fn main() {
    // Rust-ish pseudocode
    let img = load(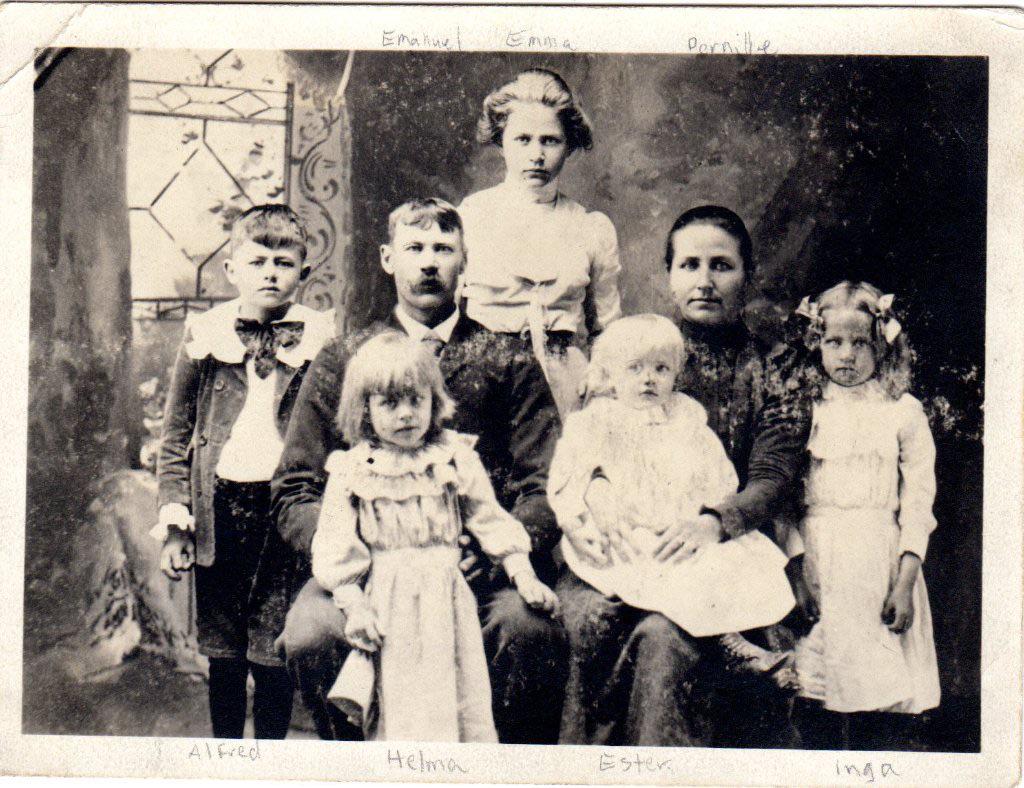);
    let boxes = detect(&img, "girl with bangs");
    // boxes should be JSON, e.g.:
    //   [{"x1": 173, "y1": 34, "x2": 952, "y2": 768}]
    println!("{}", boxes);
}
[{"x1": 309, "y1": 331, "x2": 558, "y2": 742}]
